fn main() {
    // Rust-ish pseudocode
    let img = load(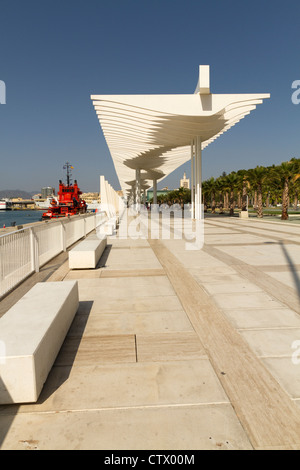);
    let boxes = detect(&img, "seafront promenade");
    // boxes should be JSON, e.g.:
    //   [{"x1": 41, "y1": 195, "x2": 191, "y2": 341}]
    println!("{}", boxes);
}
[{"x1": 1, "y1": 213, "x2": 300, "y2": 450}]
